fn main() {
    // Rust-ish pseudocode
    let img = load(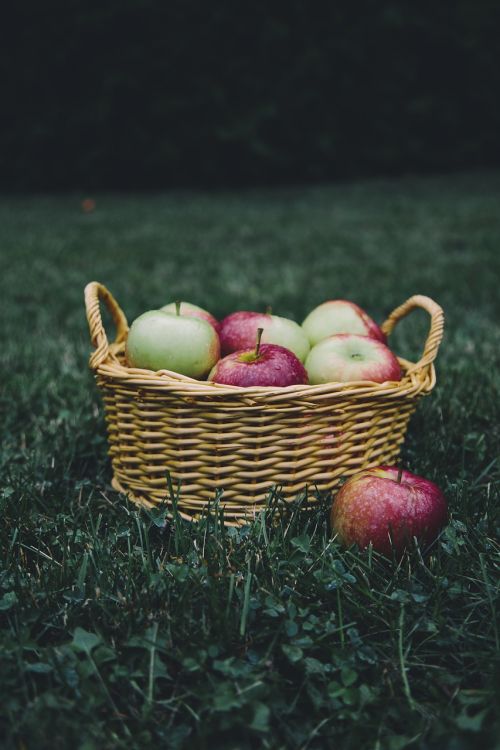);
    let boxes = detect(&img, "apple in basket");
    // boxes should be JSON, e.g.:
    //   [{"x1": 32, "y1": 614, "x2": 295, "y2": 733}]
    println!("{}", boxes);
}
[
  {"x1": 219, "y1": 310, "x2": 310, "y2": 362},
  {"x1": 209, "y1": 329, "x2": 308, "y2": 387},
  {"x1": 331, "y1": 467, "x2": 448, "y2": 556},
  {"x1": 126, "y1": 304, "x2": 220, "y2": 378},
  {"x1": 302, "y1": 300, "x2": 386, "y2": 346},
  {"x1": 161, "y1": 300, "x2": 219, "y2": 331},
  {"x1": 305, "y1": 334, "x2": 401, "y2": 384}
]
